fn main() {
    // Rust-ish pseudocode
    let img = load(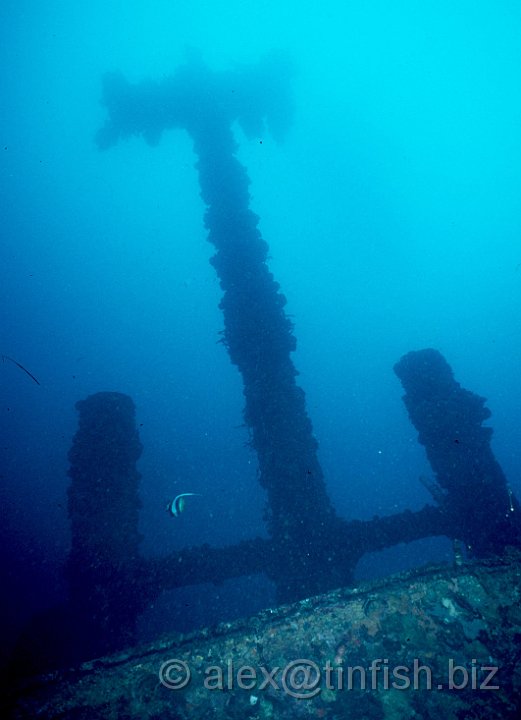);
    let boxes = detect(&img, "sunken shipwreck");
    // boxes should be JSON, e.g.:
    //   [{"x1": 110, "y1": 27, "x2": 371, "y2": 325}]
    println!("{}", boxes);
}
[{"x1": 6, "y1": 52, "x2": 521, "y2": 720}]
